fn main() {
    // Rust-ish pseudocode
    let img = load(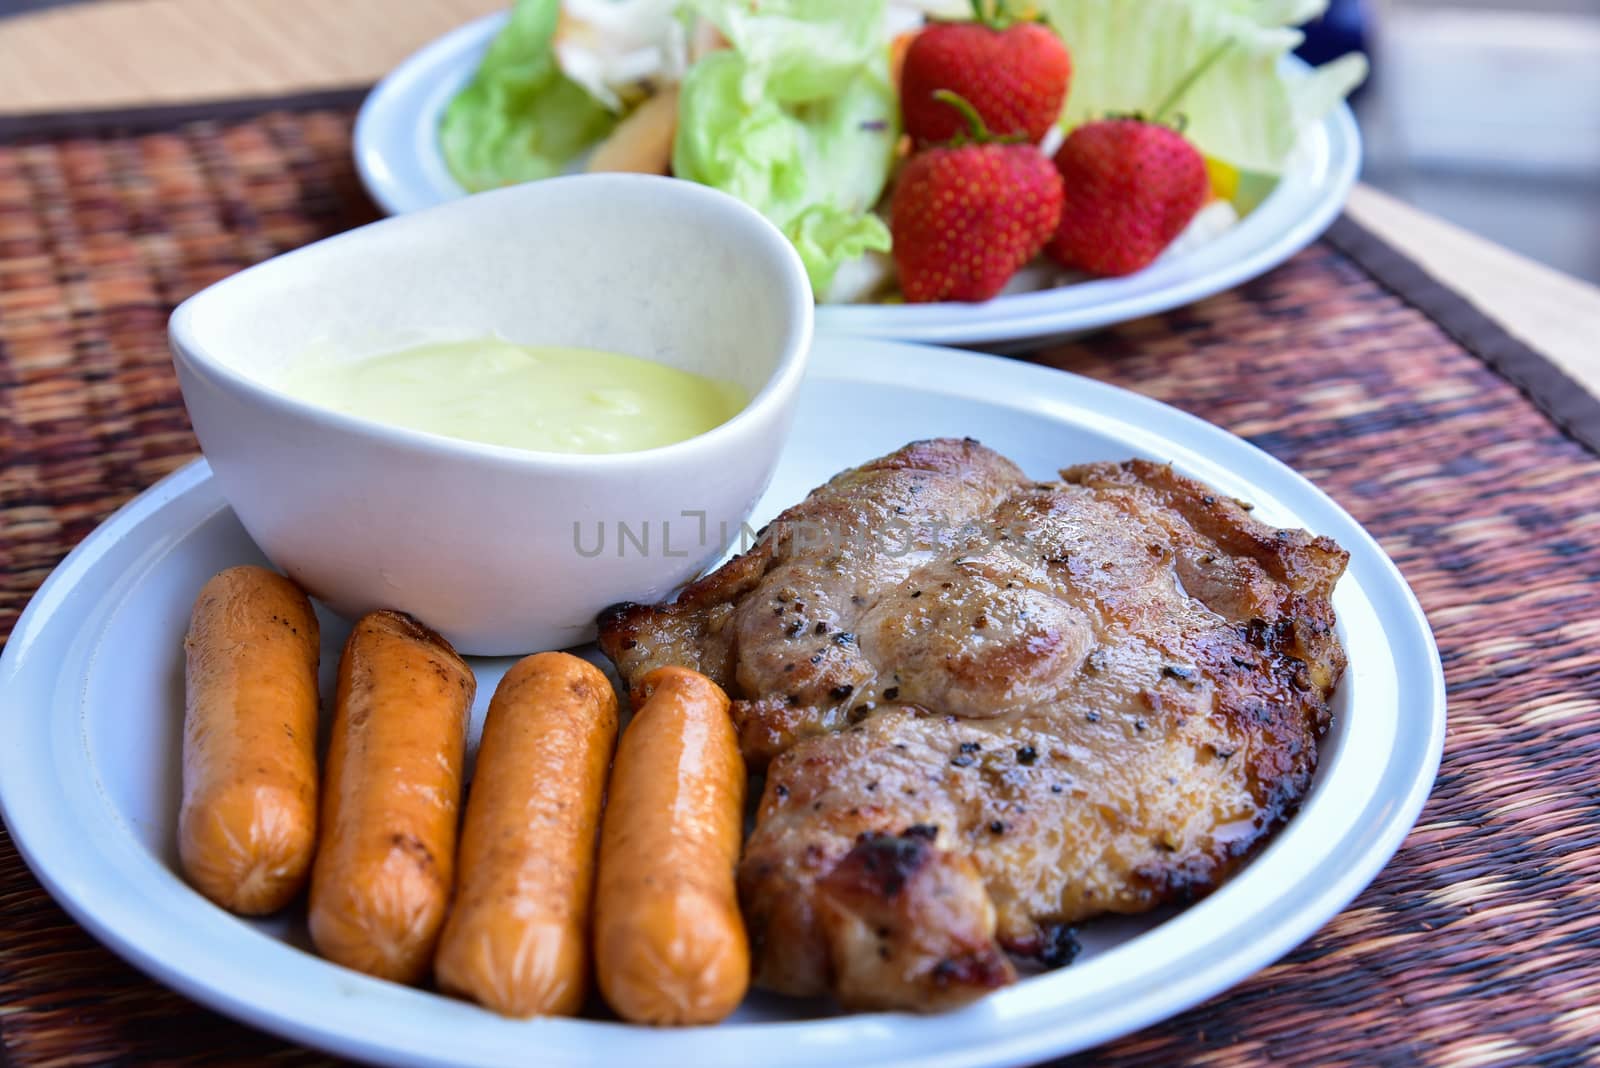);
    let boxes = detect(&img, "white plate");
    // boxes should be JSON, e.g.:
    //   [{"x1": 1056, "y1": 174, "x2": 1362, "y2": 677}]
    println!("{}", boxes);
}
[
  {"x1": 0, "y1": 338, "x2": 1442, "y2": 1067},
  {"x1": 353, "y1": 12, "x2": 1363, "y2": 347}
]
